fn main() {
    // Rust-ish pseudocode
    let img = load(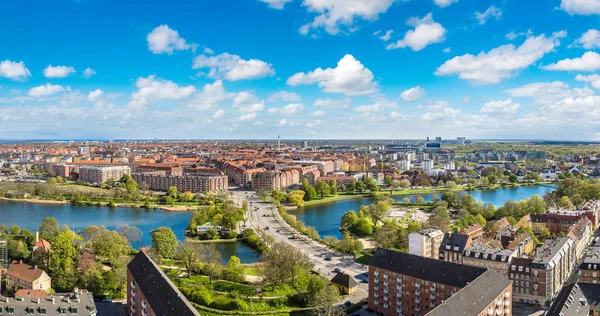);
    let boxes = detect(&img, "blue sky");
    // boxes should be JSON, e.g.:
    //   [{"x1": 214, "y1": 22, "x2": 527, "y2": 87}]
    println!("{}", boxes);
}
[{"x1": 1, "y1": 0, "x2": 600, "y2": 140}]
